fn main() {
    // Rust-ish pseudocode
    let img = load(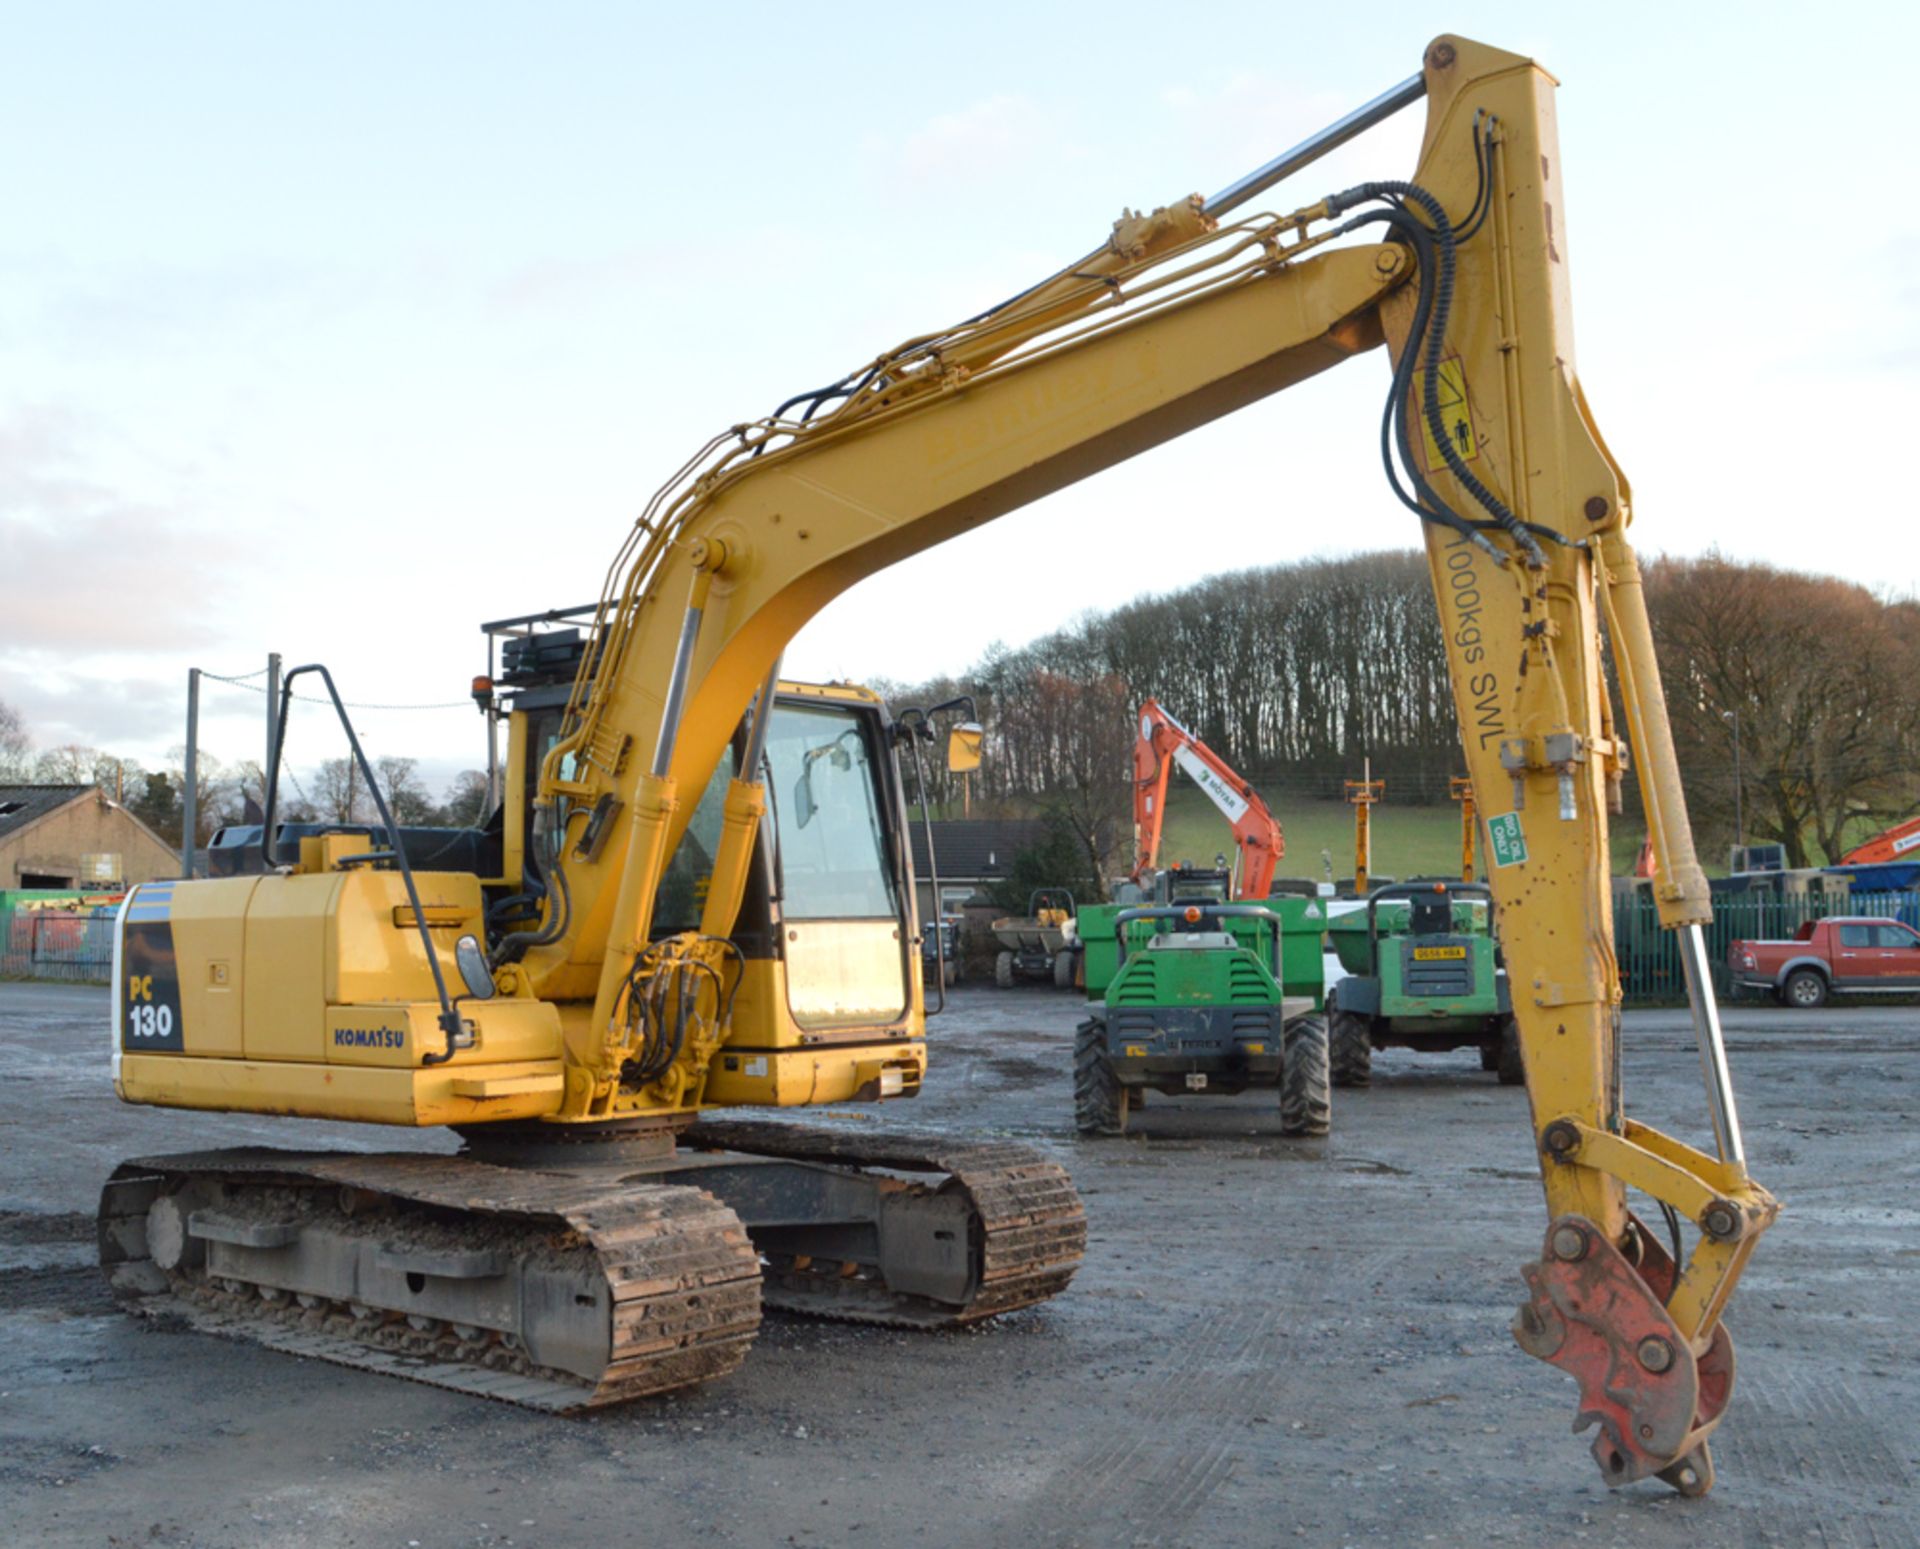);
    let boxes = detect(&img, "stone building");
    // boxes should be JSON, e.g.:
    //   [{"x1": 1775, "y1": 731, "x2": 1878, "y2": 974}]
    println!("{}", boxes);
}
[{"x1": 0, "y1": 784, "x2": 179, "y2": 890}]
